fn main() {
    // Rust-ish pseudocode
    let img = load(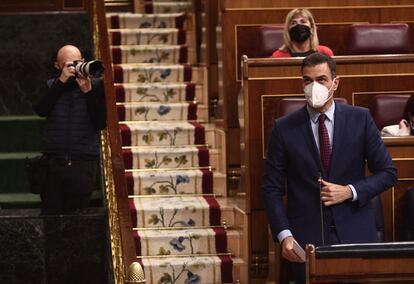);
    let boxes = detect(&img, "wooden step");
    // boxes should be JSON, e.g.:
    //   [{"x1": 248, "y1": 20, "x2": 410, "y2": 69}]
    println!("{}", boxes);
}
[
  {"x1": 114, "y1": 82, "x2": 208, "y2": 105},
  {"x1": 135, "y1": 1, "x2": 193, "y2": 14},
  {"x1": 232, "y1": 257, "x2": 249, "y2": 284},
  {"x1": 139, "y1": 255, "x2": 234, "y2": 284},
  {"x1": 129, "y1": 196, "x2": 223, "y2": 228},
  {"x1": 217, "y1": 198, "x2": 247, "y2": 236},
  {"x1": 226, "y1": 229, "x2": 242, "y2": 258},
  {"x1": 203, "y1": 125, "x2": 226, "y2": 173},
  {"x1": 134, "y1": 227, "x2": 231, "y2": 256},
  {"x1": 122, "y1": 146, "x2": 211, "y2": 170},
  {"x1": 112, "y1": 64, "x2": 207, "y2": 84},
  {"x1": 124, "y1": 168, "x2": 226, "y2": 195},
  {"x1": 131, "y1": 196, "x2": 247, "y2": 232},
  {"x1": 107, "y1": 12, "x2": 190, "y2": 30},
  {"x1": 211, "y1": 171, "x2": 226, "y2": 196},
  {"x1": 111, "y1": 44, "x2": 195, "y2": 65},
  {"x1": 109, "y1": 28, "x2": 191, "y2": 46},
  {"x1": 105, "y1": 0, "x2": 132, "y2": 12},
  {"x1": 116, "y1": 102, "x2": 208, "y2": 122},
  {"x1": 133, "y1": 226, "x2": 242, "y2": 258},
  {"x1": 119, "y1": 121, "x2": 222, "y2": 148},
  {"x1": 119, "y1": 121, "x2": 206, "y2": 147}
]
